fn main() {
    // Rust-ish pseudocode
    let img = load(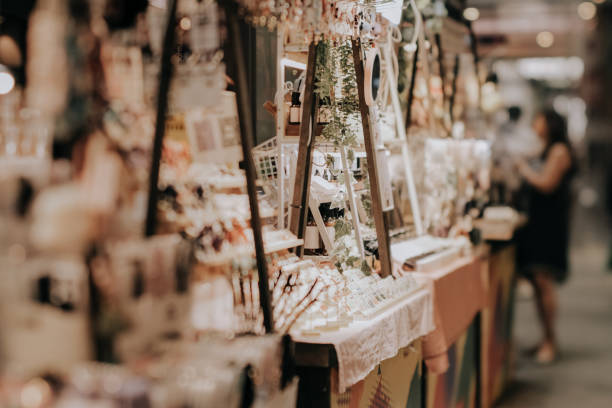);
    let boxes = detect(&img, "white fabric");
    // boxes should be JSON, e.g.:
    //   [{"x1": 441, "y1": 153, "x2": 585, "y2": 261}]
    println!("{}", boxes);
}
[
  {"x1": 377, "y1": 0, "x2": 403, "y2": 25},
  {"x1": 292, "y1": 285, "x2": 435, "y2": 392}
]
